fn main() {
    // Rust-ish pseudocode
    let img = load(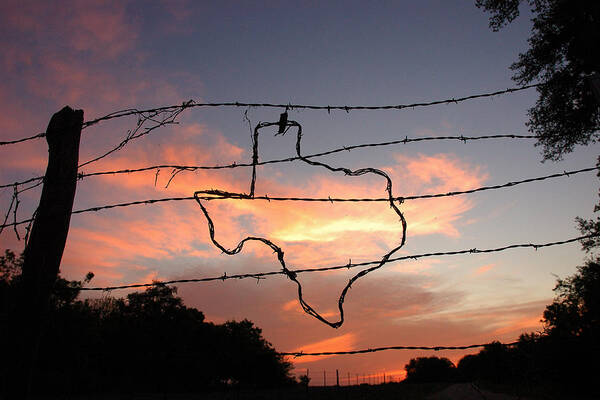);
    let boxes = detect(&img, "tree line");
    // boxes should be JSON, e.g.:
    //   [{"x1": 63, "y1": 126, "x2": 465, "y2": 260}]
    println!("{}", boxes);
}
[
  {"x1": 403, "y1": 256, "x2": 599, "y2": 397},
  {"x1": 0, "y1": 257, "x2": 295, "y2": 395}
]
